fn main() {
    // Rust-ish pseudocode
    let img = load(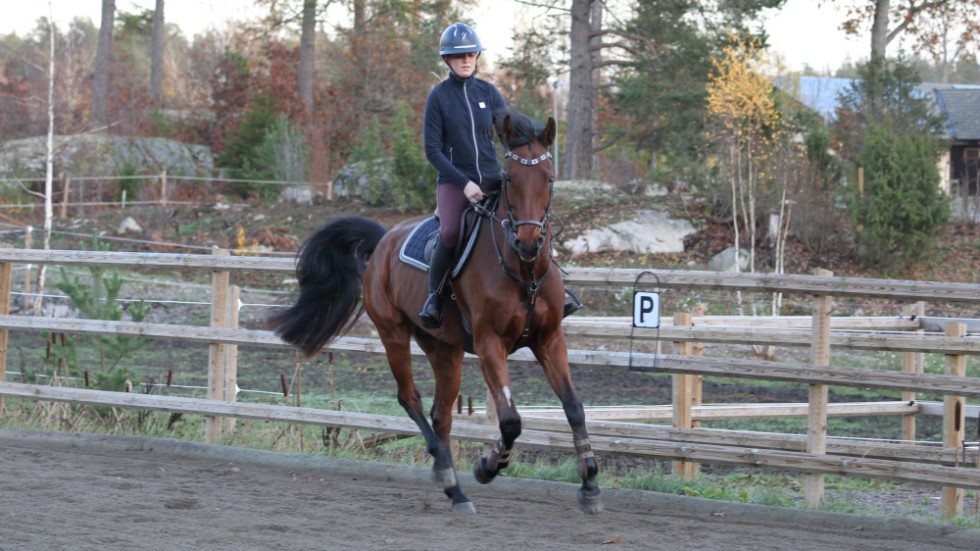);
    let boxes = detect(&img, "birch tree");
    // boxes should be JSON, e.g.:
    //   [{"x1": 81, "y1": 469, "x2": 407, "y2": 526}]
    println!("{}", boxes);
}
[
  {"x1": 34, "y1": 2, "x2": 57, "y2": 316},
  {"x1": 706, "y1": 37, "x2": 782, "y2": 277}
]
